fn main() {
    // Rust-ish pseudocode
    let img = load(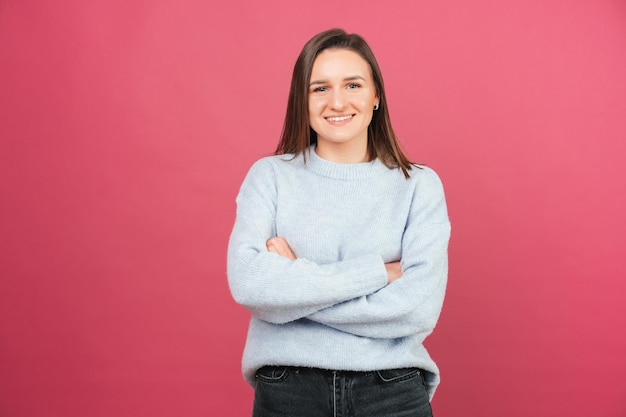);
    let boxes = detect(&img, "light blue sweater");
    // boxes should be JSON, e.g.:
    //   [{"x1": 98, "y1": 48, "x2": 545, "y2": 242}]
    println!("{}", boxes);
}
[{"x1": 227, "y1": 147, "x2": 451, "y2": 398}]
